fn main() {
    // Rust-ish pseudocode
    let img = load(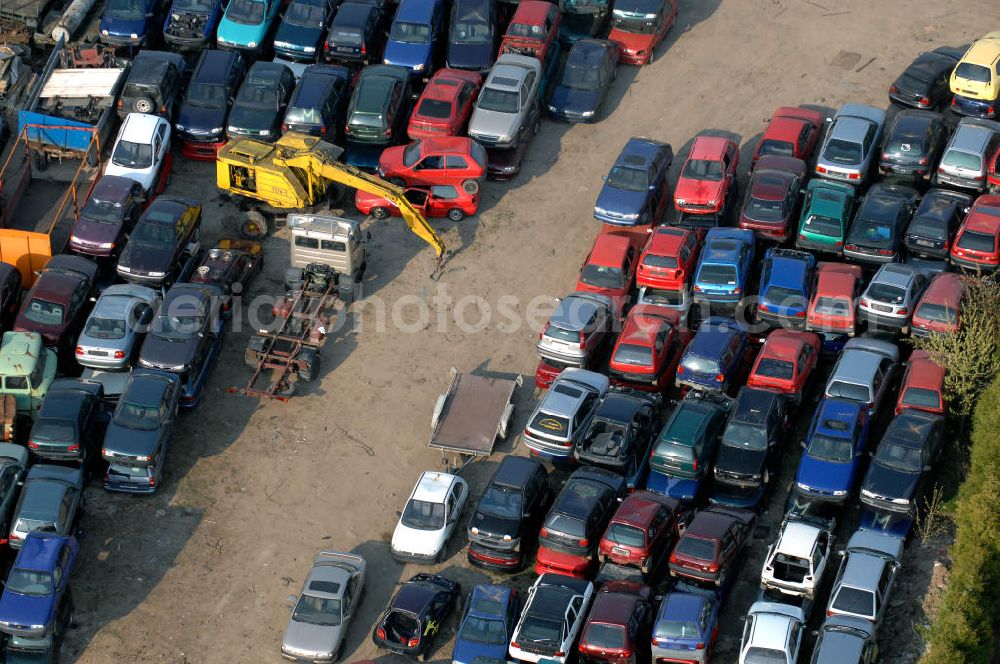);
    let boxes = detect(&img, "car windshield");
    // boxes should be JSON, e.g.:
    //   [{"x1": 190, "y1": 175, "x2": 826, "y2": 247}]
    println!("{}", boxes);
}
[
  {"x1": 604, "y1": 522, "x2": 645, "y2": 547},
  {"x1": 478, "y1": 484, "x2": 522, "y2": 519},
  {"x1": 226, "y1": 0, "x2": 264, "y2": 24},
  {"x1": 458, "y1": 616, "x2": 508, "y2": 645},
  {"x1": 22, "y1": 299, "x2": 64, "y2": 326},
  {"x1": 941, "y1": 149, "x2": 981, "y2": 170},
  {"x1": 285, "y1": 1, "x2": 326, "y2": 26},
  {"x1": 519, "y1": 616, "x2": 562, "y2": 644},
  {"x1": 131, "y1": 221, "x2": 177, "y2": 246},
  {"x1": 85, "y1": 316, "x2": 126, "y2": 340},
  {"x1": 612, "y1": 14, "x2": 657, "y2": 34},
  {"x1": 402, "y1": 141, "x2": 424, "y2": 167},
  {"x1": 451, "y1": 19, "x2": 491, "y2": 44},
  {"x1": 824, "y1": 138, "x2": 862, "y2": 164},
  {"x1": 807, "y1": 433, "x2": 854, "y2": 462},
  {"x1": 698, "y1": 264, "x2": 737, "y2": 286},
  {"x1": 401, "y1": 498, "x2": 445, "y2": 530},
  {"x1": 237, "y1": 78, "x2": 280, "y2": 109},
  {"x1": 955, "y1": 62, "x2": 992, "y2": 83},
  {"x1": 293, "y1": 594, "x2": 342, "y2": 626},
  {"x1": 803, "y1": 214, "x2": 842, "y2": 236},
  {"x1": 722, "y1": 421, "x2": 768, "y2": 451},
  {"x1": 112, "y1": 140, "x2": 152, "y2": 169},
  {"x1": 765, "y1": 285, "x2": 805, "y2": 309},
  {"x1": 81, "y1": 197, "x2": 125, "y2": 223},
  {"x1": 185, "y1": 82, "x2": 227, "y2": 109},
  {"x1": 580, "y1": 264, "x2": 625, "y2": 290},
  {"x1": 681, "y1": 354, "x2": 719, "y2": 375},
  {"x1": 832, "y1": 586, "x2": 875, "y2": 617},
  {"x1": 153, "y1": 314, "x2": 203, "y2": 341},
  {"x1": 758, "y1": 139, "x2": 794, "y2": 158},
  {"x1": 814, "y1": 296, "x2": 851, "y2": 316},
  {"x1": 561, "y1": 63, "x2": 600, "y2": 90},
  {"x1": 104, "y1": 0, "x2": 143, "y2": 19},
  {"x1": 416, "y1": 98, "x2": 452, "y2": 119},
  {"x1": 682, "y1": 159, "x2": 724, "y2": 181},
  {"x1": 867, "y1": 282, "x2": 906, "y2": 304},
  {"x1": 607, "y1": 165, "x2": 648, "y2": 191},
  {"x1": 903, "y1": 386, "x2": 941, "y2": 409},
  {"x1": 114, "y1": 400, "x2": 161, "y2": 430},
  {"x1": 173, "y1": 0, "x2": 215, "y2": 10},
  {"x1": 957, "y1": 230, "x2": 997, "y2": 252},
  {"x1": 585, "y1": 623, "x2": 626, "y2": 649},
  {"x1": 477, "y1": 87, "x2": 519, "y2": 114},
  {"x1": 875, "y1": 440, "x2": 923, "y2": 472},
  {"x1": 915, "y1": 302, "x2": 957, "y2": 324},
  {"x1": 744, "y1": 647, "x2": 791, "y2": 664},
  {"x1": 613, "y1": 343, "x2": 653, "y2": 367},
  {"x1": 745, "y1": 197, "x2": 786, "y2": 222},
  {"x1": 390, "y1": 20, "x2": 431, "y2": 43},
  {"x1": 674, "y1": 535, "x2": 716, "y2": 560},
  {"x1": 5, "y1": 569, "x2": 53, "y2": 596}
]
